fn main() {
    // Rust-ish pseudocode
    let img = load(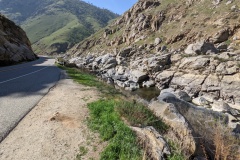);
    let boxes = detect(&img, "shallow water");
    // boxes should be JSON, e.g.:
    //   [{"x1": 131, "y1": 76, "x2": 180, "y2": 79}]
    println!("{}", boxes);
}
[{"x1": 131, "y1": 87, "x2": 160, "y2": 101}]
